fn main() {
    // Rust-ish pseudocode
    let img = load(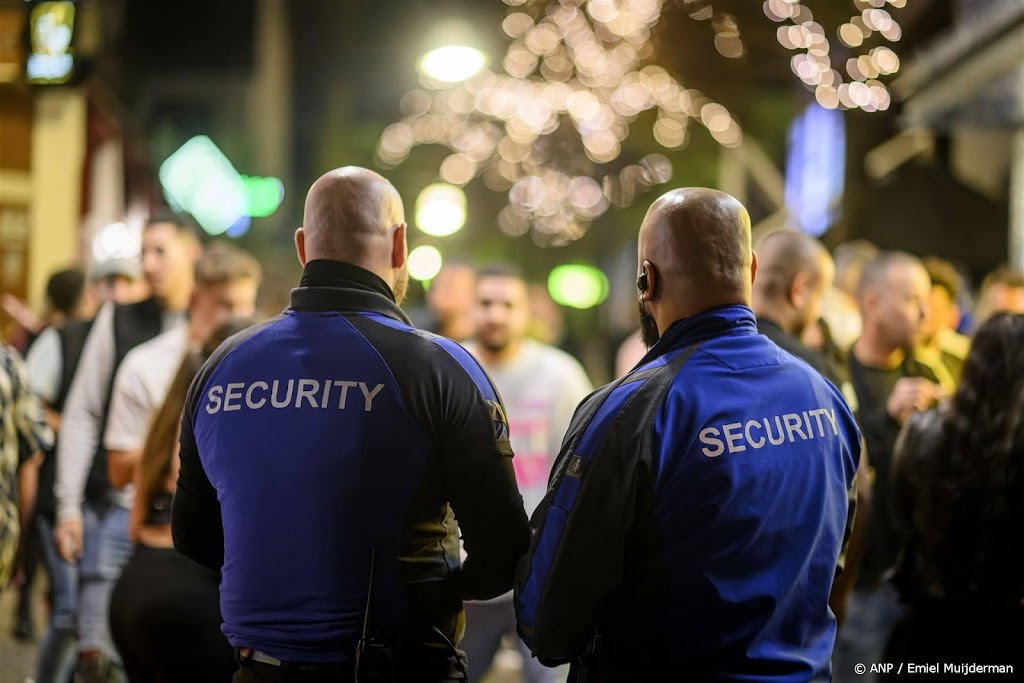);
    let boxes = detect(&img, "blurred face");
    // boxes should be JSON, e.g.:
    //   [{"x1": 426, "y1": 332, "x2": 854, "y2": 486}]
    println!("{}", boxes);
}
[
  {"x1": 987, "y1": 284, "x2": 1024, "y2": 316},
  {"x1": 476, "y1": 275, "x2": 530, "y2": 355},
  {"x1": 922, "y1": 285, "x2": 958, "y2": 342},
  {"x1": 96, "y1": 276, "x2": 148, "y2": 305},
  {"x1": 873, "y1": 263, "x2": 931, "y2": 349},
  {"x1": 427, "y1": 266, "x2": 476, "y2": 319},
  {"x1": 141, "y1": 223, "x2": 198, "y2": 299},
  {"x1": 189, "y1": 278, "x2": 258, "y2": 344}
]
